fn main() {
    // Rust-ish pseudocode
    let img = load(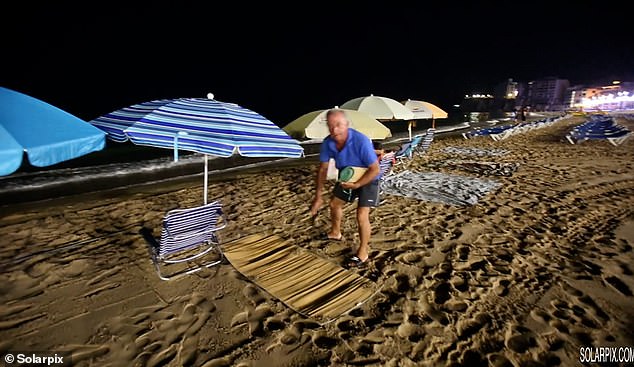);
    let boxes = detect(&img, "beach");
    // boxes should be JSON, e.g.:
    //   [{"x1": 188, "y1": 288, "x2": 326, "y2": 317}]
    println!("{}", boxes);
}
[{"x1": 1, "y1": 115, "x2": 633, "y2": 366}]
